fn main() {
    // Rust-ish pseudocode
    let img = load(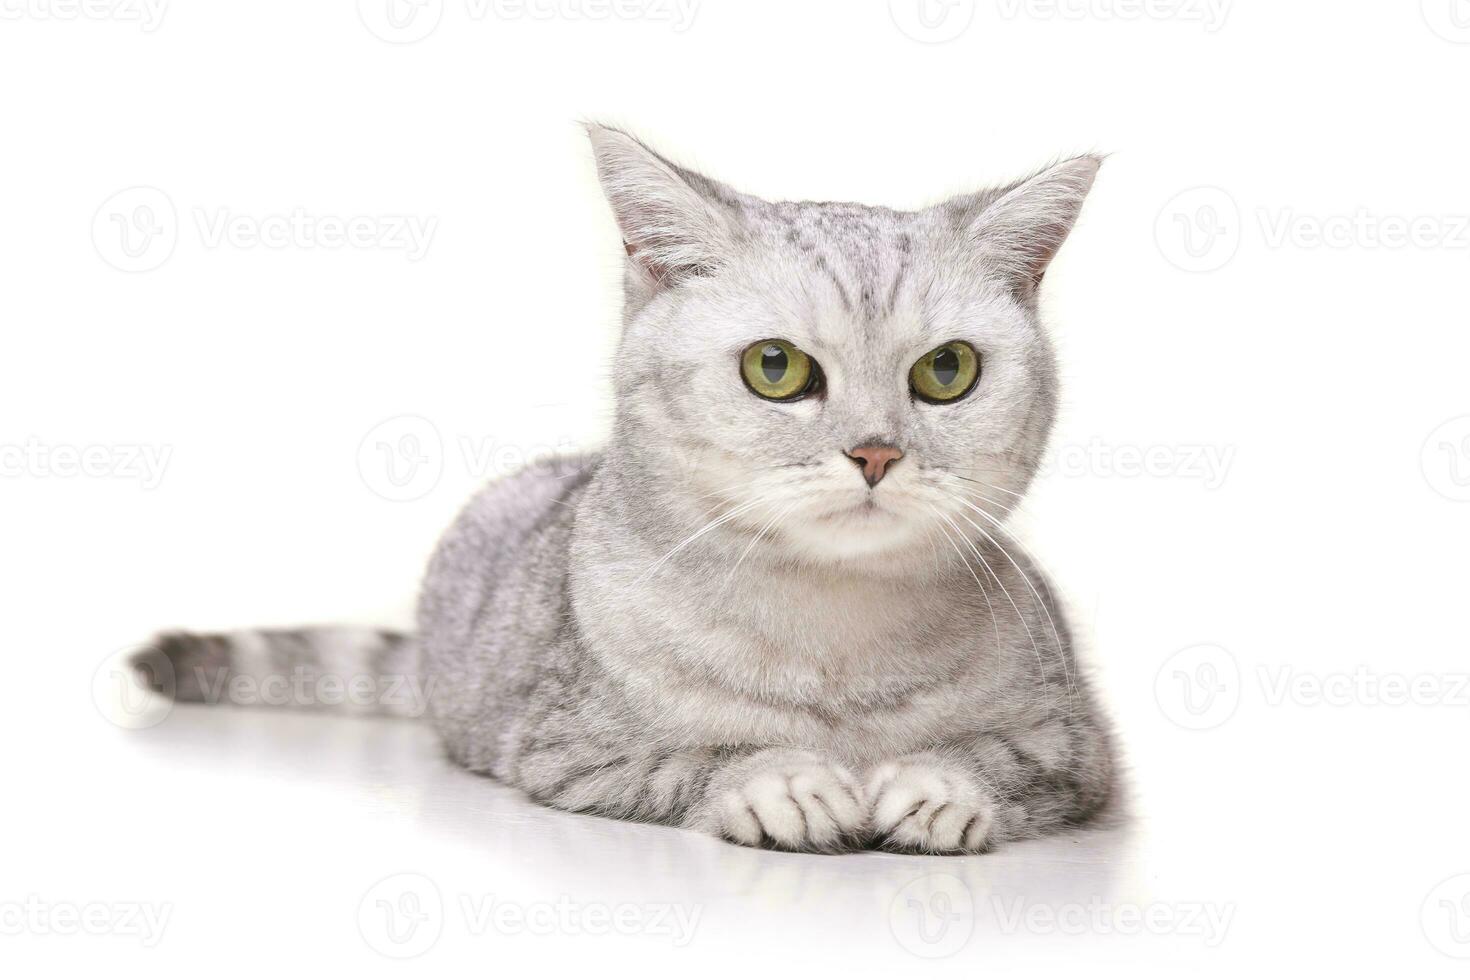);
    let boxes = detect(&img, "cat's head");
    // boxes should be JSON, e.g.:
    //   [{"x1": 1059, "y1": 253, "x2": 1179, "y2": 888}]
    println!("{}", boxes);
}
[{"x1": 587, "y1": 125, "x2": 1099, "y2": 569}]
